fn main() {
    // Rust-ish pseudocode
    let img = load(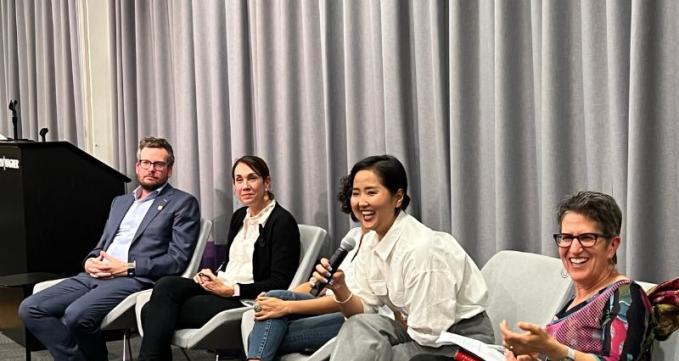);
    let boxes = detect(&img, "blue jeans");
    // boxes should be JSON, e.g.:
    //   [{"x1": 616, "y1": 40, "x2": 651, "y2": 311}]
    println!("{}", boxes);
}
[{"x1": 247, "y1": 290, "x2": 345, "y2": 361}]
